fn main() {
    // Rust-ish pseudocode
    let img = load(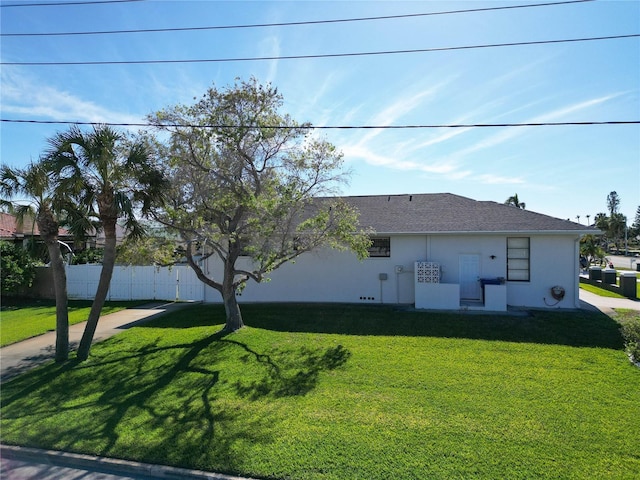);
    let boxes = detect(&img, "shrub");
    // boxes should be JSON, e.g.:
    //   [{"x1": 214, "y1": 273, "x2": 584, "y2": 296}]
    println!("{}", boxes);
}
[
  {"x1": 0, "y1": 241, "x2": 38, "y2": 294},
  {"x1": 621, "y1": 319, "x2": 640, "y2": 365},
  {"x1": 72, "y1": 247, "x2": 104, "y2": 264}
]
